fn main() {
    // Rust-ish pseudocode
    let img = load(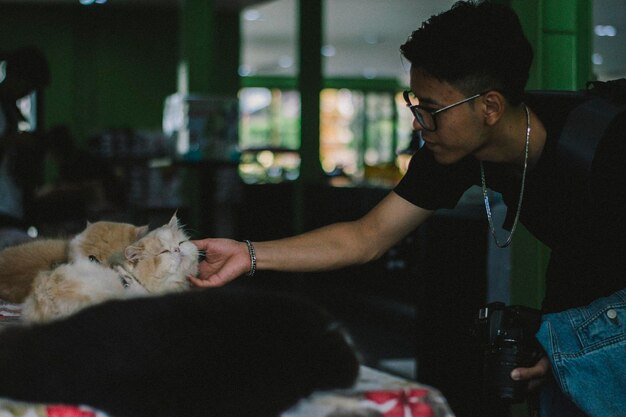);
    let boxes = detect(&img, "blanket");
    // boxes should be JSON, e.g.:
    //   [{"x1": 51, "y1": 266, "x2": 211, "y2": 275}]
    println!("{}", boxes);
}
[{"x1": 0, "y1": 299, "x2": 455, "y2": 417}]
